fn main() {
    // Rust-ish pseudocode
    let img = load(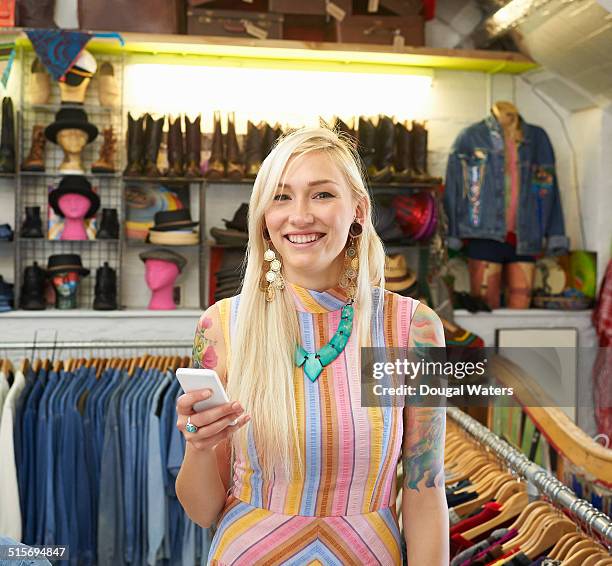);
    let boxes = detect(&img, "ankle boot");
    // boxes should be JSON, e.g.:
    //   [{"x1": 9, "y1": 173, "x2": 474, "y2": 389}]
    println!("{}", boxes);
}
[
  {"x1": 167, "y1": 116, "x2": 185, "y2": 177},
  {"x1": 371, "y1": 115, "x2": 395, "y2": 183},
  {"x1": 411, "y1": 121, "x2": 431, "y2": 182},
  {"x1": 392, "y1": 121, "x2": 413, "y2": 182},
  {"x1": 358, "y1": 116, "x2": 376, "y2": 173},
  {"x1": 92, "y1": 127, "x2": 116, "y2": 173},
  {"x1": 20, "y1": 206, "x2": 43, "y2": 238},
  {"x1": 184, "y1": 115, "x2": 201, "y2": 178},
  {"x1": 206, "y1": 111, "x2": 225, "y2": 179},
  {"x1": 143, "y1": 114, "x2": 164, "y2": 177},
  {"x1": 29, "y1": 58, "x2": 50, "y2": 105},
  {"x1": 93, "y1": 262, "x2": 118, "y2": 310},
  {"x1": 225, "y1": 113, "x2": 244, "y2": 180},
  {"x1": 97, "y1": 208, "x2": 119, "y2": 239},
  {"x1": 0, "y1": 98, "x2": 15, "y2": 173},
  {"x1": 244, "y1": 121, "x2": 262, "y2": 179},
  {"x1": 20, "y1": 262, "x2": 46, "y2": 310},
  {"x1": 21, "y1": 125, "x2": 46, "y2": 172},
  {"x1": 124, "y1": 113, "x2": 145, "y2": 177}
]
